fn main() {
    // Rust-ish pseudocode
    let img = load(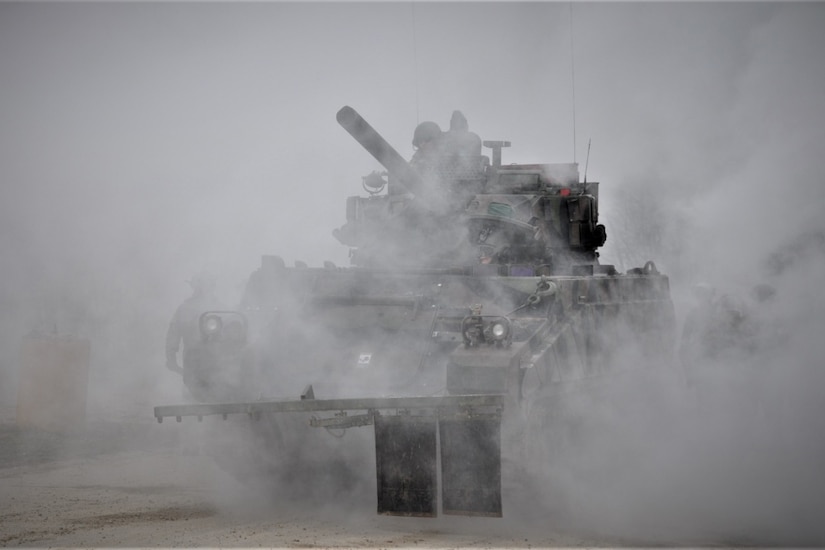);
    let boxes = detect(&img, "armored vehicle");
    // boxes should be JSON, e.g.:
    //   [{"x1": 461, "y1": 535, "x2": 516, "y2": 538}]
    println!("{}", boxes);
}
[{"x1": 155, "y1": 106, "x2": 675, "y2": 518}]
